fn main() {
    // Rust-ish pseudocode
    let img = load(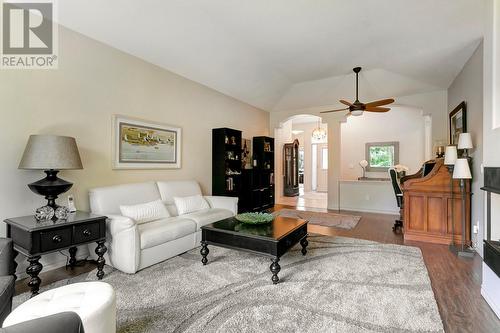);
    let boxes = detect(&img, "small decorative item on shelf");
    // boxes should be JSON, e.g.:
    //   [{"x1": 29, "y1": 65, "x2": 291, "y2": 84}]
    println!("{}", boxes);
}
[
  {"x1": 34, "y1": 206, "x2": 55, "y2": 221},
  {"x1": 231, "y1": 136, "x2": 236, "y2": 145},
  {"x1": 227, "y1": 151, "x2": 234, "y2": 160},
  {"x1": 224, "y1": 135, "x2": 229, "y2": 144},
  {"x1": 54, "y1": 206, "x2": 69, "y2": 220},
  {"x1": 226, "y1": 177, "x2": 234, "y2": 191},
  {"x1": 235, "y1": 212, "x2": 274, "y2": 225},
  {"x1": 264, "y1": 142, "x2": 271, "y2": 152}
]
